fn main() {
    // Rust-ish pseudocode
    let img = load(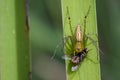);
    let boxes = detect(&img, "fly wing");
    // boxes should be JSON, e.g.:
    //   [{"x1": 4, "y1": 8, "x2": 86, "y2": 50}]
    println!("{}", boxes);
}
[
  {"x1": 71, "y1": 65, "x2": 79, "y2": 71},
  {"x1": 62, "y1": 55, "x2": 80, "y2": 71},
  {"x1": 62, "y1": 55, "x2": 71, "y2": 60}
]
